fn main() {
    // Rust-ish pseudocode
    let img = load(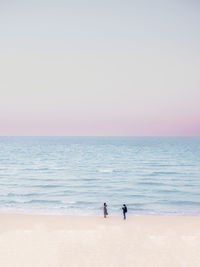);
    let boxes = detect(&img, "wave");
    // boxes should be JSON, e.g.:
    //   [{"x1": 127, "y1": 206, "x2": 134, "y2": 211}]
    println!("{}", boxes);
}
[
  {"x1": 29, "y1": 178, "x2": 58, "y2": 182},
  {"x1": 182, "y1": 184, "x2": 198, "y2": 187},
  {"x1": 22, "y1": 168, "x2": 50, "y2": 171},
  {"x1": 27, "y1": 184, "x2": 64, "y2": 188},
  {"x1": 152, "y1": 189, "x2": 182, "y2": 194},
  {"x1": 24, "y1": 199, "x2": 62, "y2": 204},
  {"x1": 80, "y1": 178, "x2": 98, "y2": 181},
  {"x1": 2, "y1": 199, "x2": 62, "y2": 205},
  {"x1": 7, "y1": 193, "x2": 42, "y2": 197},
  {"x1": 161, "y1": 200, "x2": 200, "y2": 206},
  {"x1": 98, "y1": 169, "x2": 113, "y2": 173},
  {"x1": 137, "y1": 181, "x2": 167, "y2": 186},
  {"x1": 150, "y1": 171, "x2": 178, "y2": 176}
]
